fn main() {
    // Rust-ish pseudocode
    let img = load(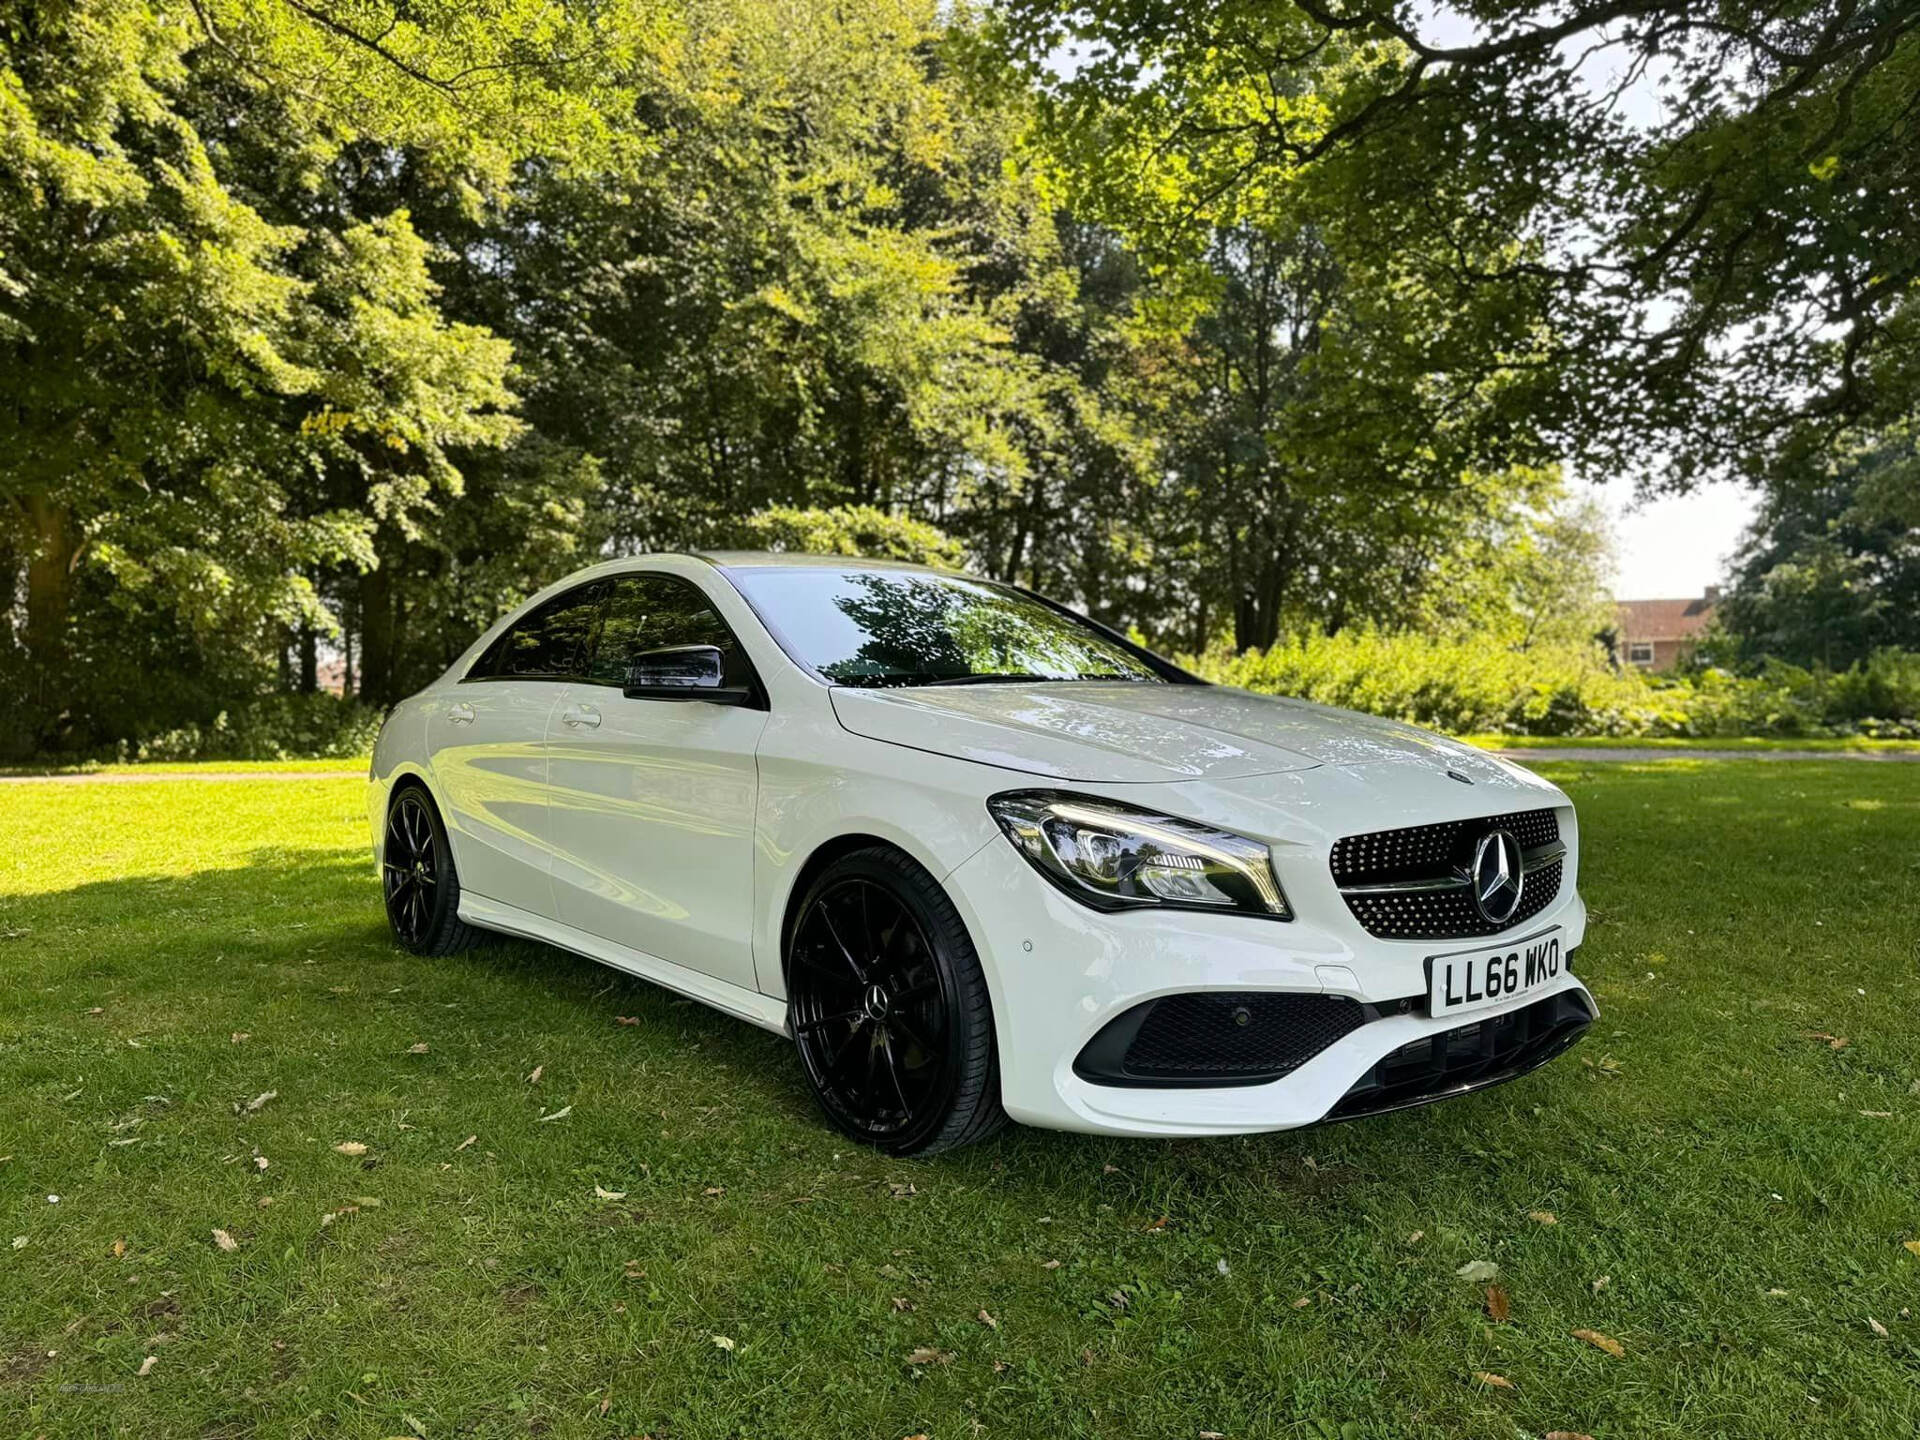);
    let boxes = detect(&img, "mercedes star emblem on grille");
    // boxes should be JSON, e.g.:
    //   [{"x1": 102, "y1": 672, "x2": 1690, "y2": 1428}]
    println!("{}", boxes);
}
[{"x1": 1471, "y1": 829, "x2": 1525, "y2": 924}]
